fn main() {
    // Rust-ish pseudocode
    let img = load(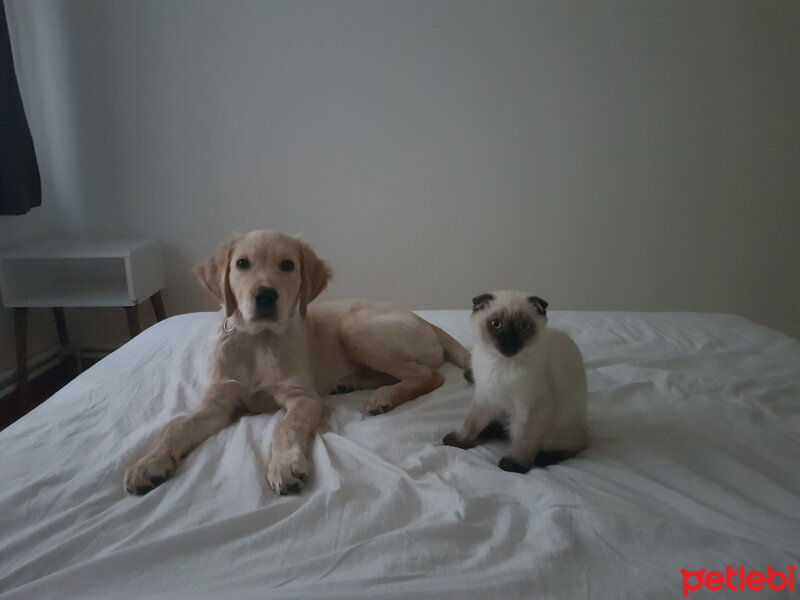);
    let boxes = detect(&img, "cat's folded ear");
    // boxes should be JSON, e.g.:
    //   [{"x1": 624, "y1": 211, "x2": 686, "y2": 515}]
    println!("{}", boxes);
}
[
  {"x1": 527, "y1": 296, "x2": 548, "y2": 316},
  {"x1": 472, "y1": 293, "x2": 495, "y2": 312}
]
